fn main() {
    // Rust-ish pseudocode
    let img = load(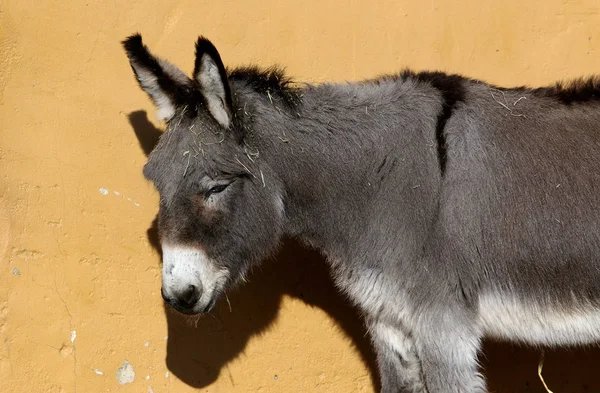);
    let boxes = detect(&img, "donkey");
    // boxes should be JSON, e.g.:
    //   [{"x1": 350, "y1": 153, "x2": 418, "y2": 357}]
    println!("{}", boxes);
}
[{"x1": 123, "y1": 33, "x2": 600, "y2": 393}]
